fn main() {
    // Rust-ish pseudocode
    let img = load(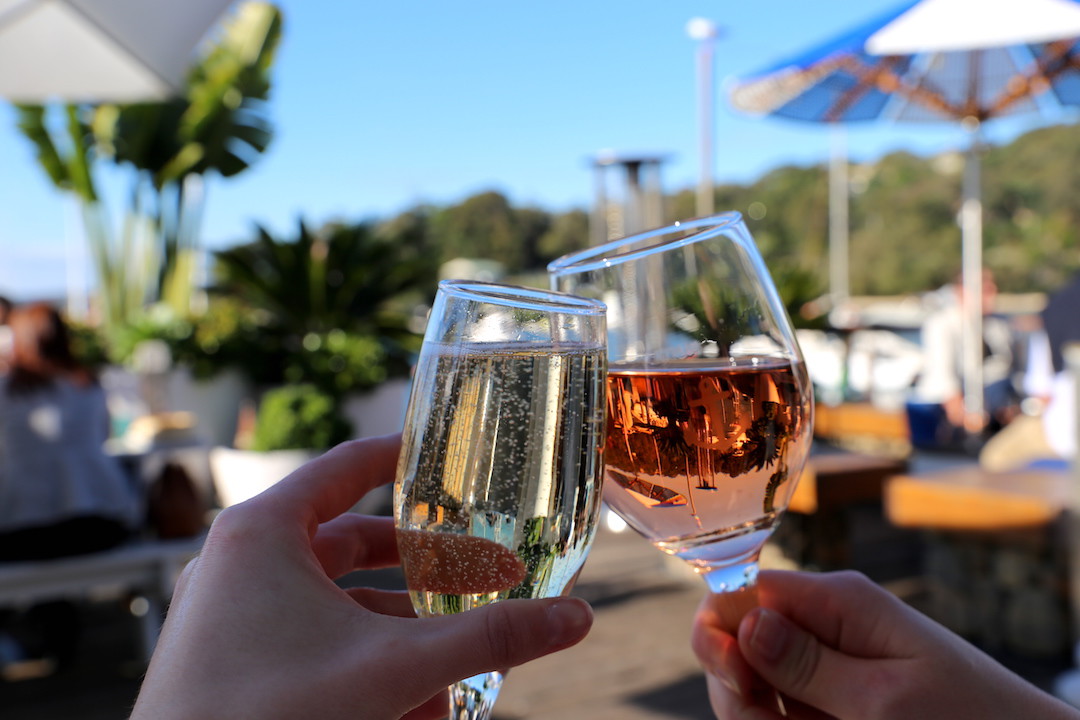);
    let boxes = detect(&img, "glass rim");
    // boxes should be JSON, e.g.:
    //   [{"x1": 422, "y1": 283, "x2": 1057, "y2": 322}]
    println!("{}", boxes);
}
[
  {"x1": 438, "y1": 279, "x2": 607, "y2": 315},
  {"x1": 547, "y1": 211, "x2": 745, "y2": 277}
]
